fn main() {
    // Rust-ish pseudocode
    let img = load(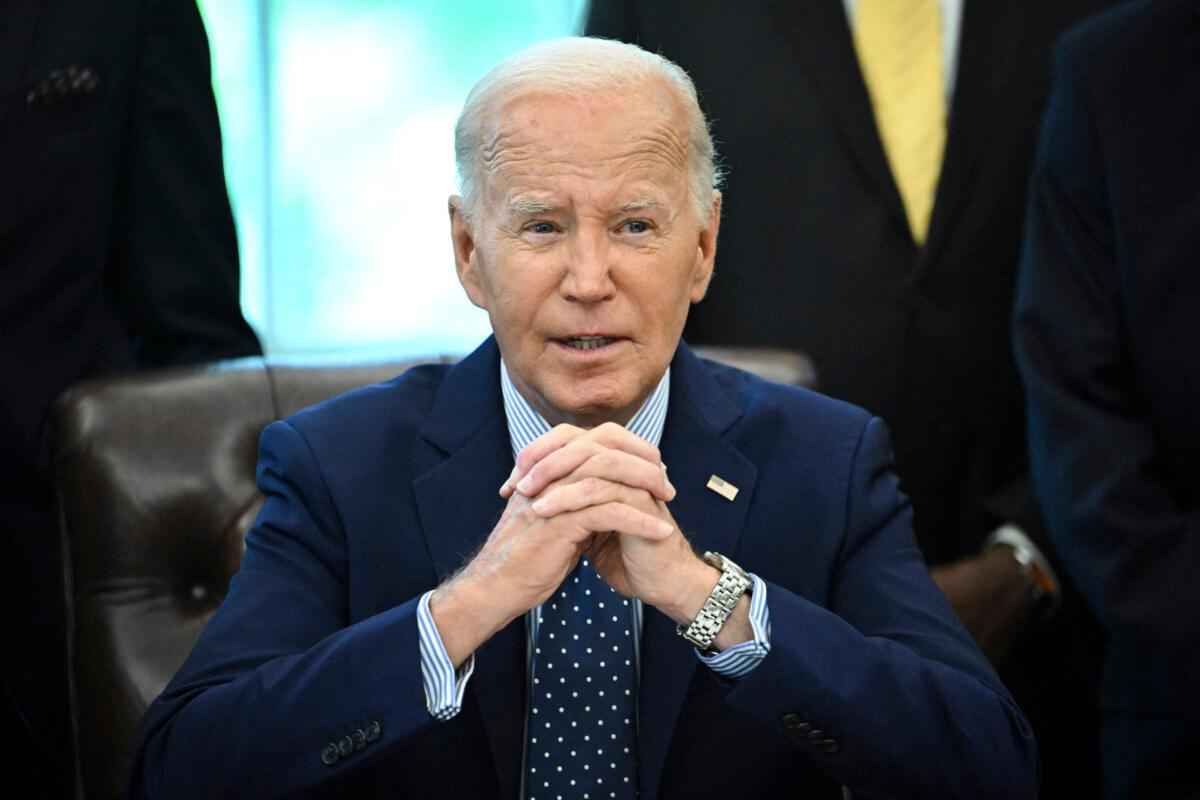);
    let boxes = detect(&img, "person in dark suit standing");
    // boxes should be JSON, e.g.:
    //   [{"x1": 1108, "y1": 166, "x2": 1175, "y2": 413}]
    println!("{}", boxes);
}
[
  {"x1": 0, "y1": 0, "x2": 261, "y2": 790},
  {"x1": 1015, "y1": 1, "x2": 1200, "y2": 797},
  {"x1": 584, "y1": 2, "x2": 1113, "y2": 794}
]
